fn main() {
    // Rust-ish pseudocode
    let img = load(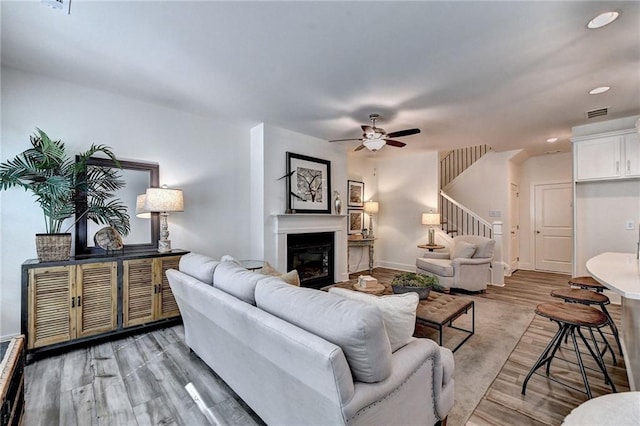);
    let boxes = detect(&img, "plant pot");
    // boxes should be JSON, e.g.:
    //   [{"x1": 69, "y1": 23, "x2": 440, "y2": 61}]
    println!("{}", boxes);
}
[
  {"x1": 35, "y1": 233, "x2": 72, "y2": 262},
  {"x1": 391, "y1": 285, "x2": 431, "y2": 300}
]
